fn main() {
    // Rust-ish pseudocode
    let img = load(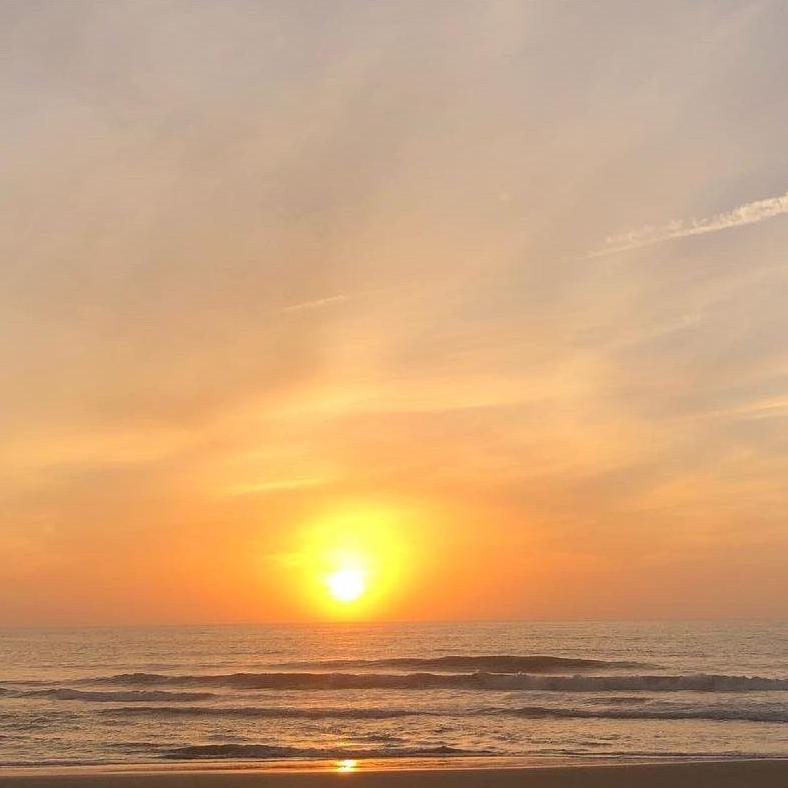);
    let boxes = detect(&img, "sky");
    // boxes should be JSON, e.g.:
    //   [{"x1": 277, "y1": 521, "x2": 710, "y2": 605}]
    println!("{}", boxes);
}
[{"x1": 1, "y1": 0, "x2": 787, "y2": 625}]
